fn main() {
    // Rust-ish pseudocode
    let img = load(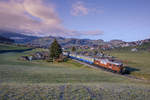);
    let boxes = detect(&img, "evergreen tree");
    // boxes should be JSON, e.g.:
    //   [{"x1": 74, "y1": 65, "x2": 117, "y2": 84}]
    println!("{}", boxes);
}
[
  {"x1": 71, "y1": 46, "x2": 76, "y2": 52},
  {"x1": 49, "y1": 39, "x2": 62, "y2": 60},
  {"x1": 94, "y1": 50, "x2": 98, "y2": 56}
]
